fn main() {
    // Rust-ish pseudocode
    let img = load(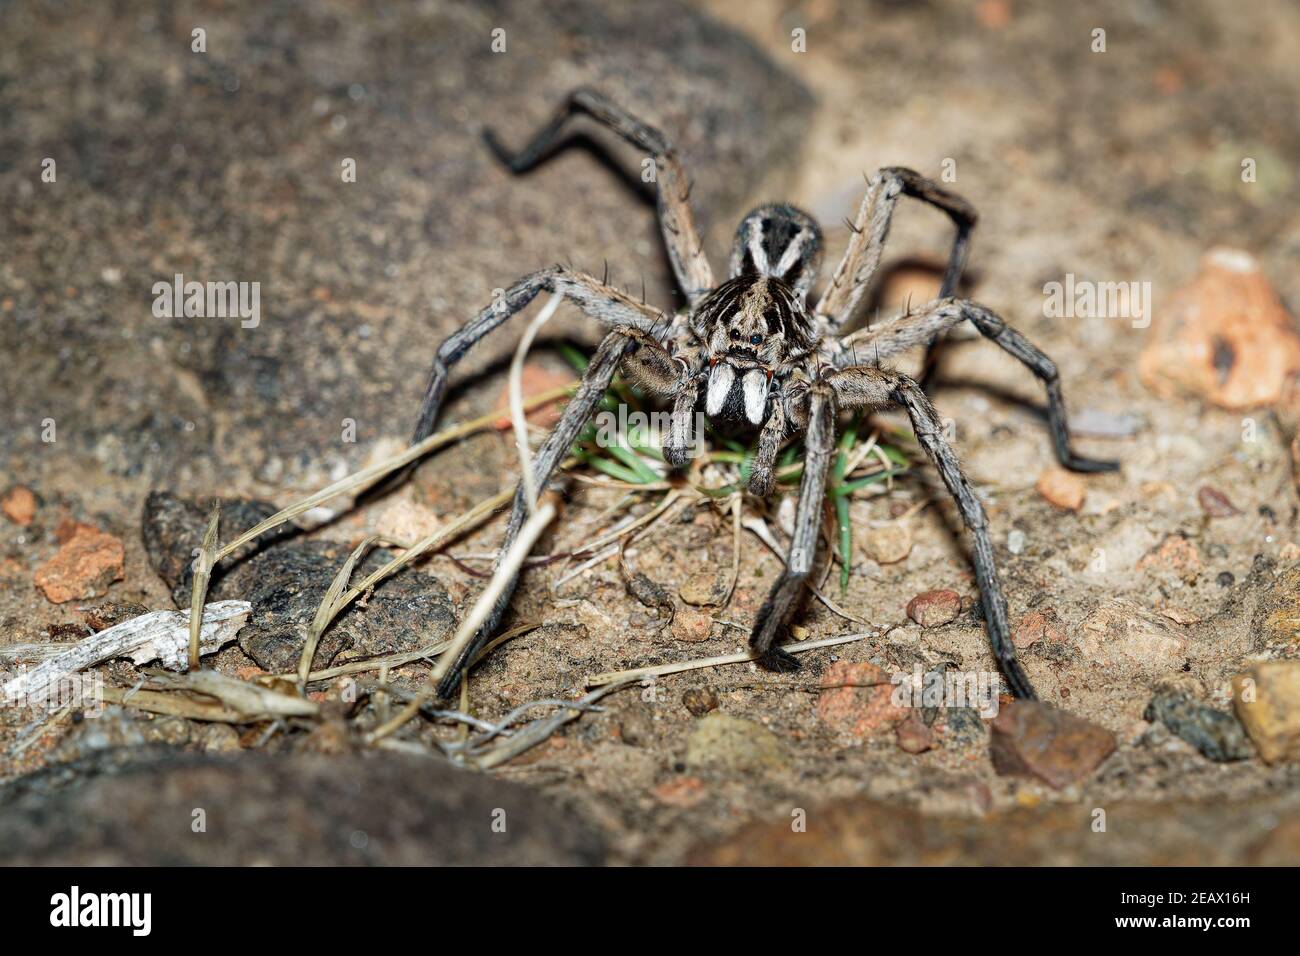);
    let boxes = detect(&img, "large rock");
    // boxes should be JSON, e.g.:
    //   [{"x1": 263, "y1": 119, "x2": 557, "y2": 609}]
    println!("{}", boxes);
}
[
  {"x1": 1139, "y1": 248, "x2": 1300, "y2": 410},
  {"x1": 0, "y1": 0, "x2": 813, "y2": 493},
  {"x1": 142, "y1": 491, "x2": 457, "y2": 671},
  {"x1": 0, "y1": 749, "x2": 604, "y2": 865},
  {"x1": 688, "y1": 791, "x2": 1300, "y2": 866},
  {"x1": 1233, "y1": 661, "x2": 1300, "y2": 764}
]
